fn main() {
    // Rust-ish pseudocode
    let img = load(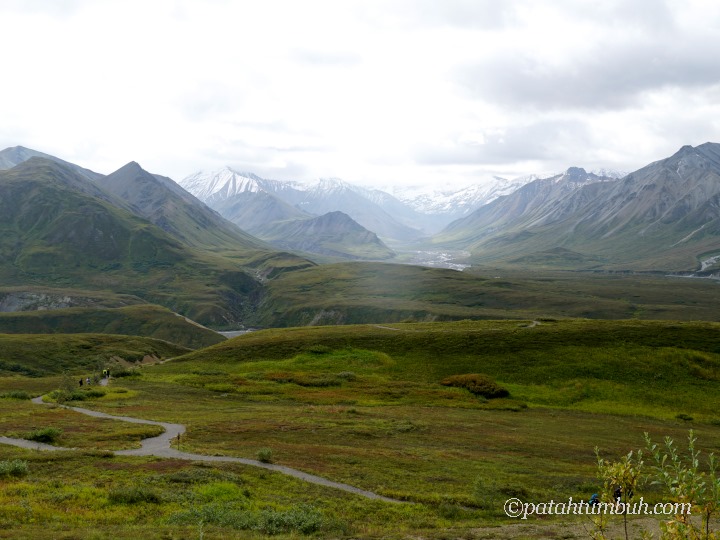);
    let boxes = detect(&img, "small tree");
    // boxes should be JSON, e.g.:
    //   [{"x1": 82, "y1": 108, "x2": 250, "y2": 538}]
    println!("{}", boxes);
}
[
  {"x1": 592, "y1": 448, "x2": 645, "y2": 540},
  {"x1": 644, "y1": 431, "x2": 719, "y2": 539},
  {"x1": 591, "y1": 431, "x2": 720, "y2": 540}
]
